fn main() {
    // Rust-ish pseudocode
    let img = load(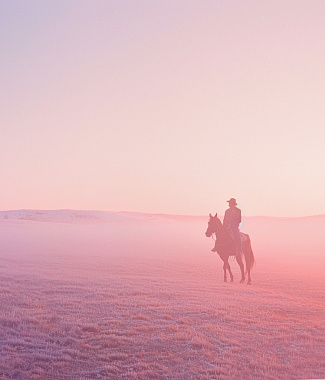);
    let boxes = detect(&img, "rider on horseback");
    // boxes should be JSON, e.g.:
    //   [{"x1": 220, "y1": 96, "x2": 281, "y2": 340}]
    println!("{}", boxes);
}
[
  {"x1": 223, "y1": 198, "x2": 243, "y2": 256},
  {"x1": 207, "y1": 200, "x2": 254, "y2": 284}
]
